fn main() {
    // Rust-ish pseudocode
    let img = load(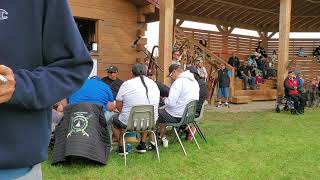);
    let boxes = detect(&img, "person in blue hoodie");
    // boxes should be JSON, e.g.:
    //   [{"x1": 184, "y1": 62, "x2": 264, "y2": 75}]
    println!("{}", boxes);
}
[{"x1": 0, "y1": 0, "x2": 93, "y2": 179}]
